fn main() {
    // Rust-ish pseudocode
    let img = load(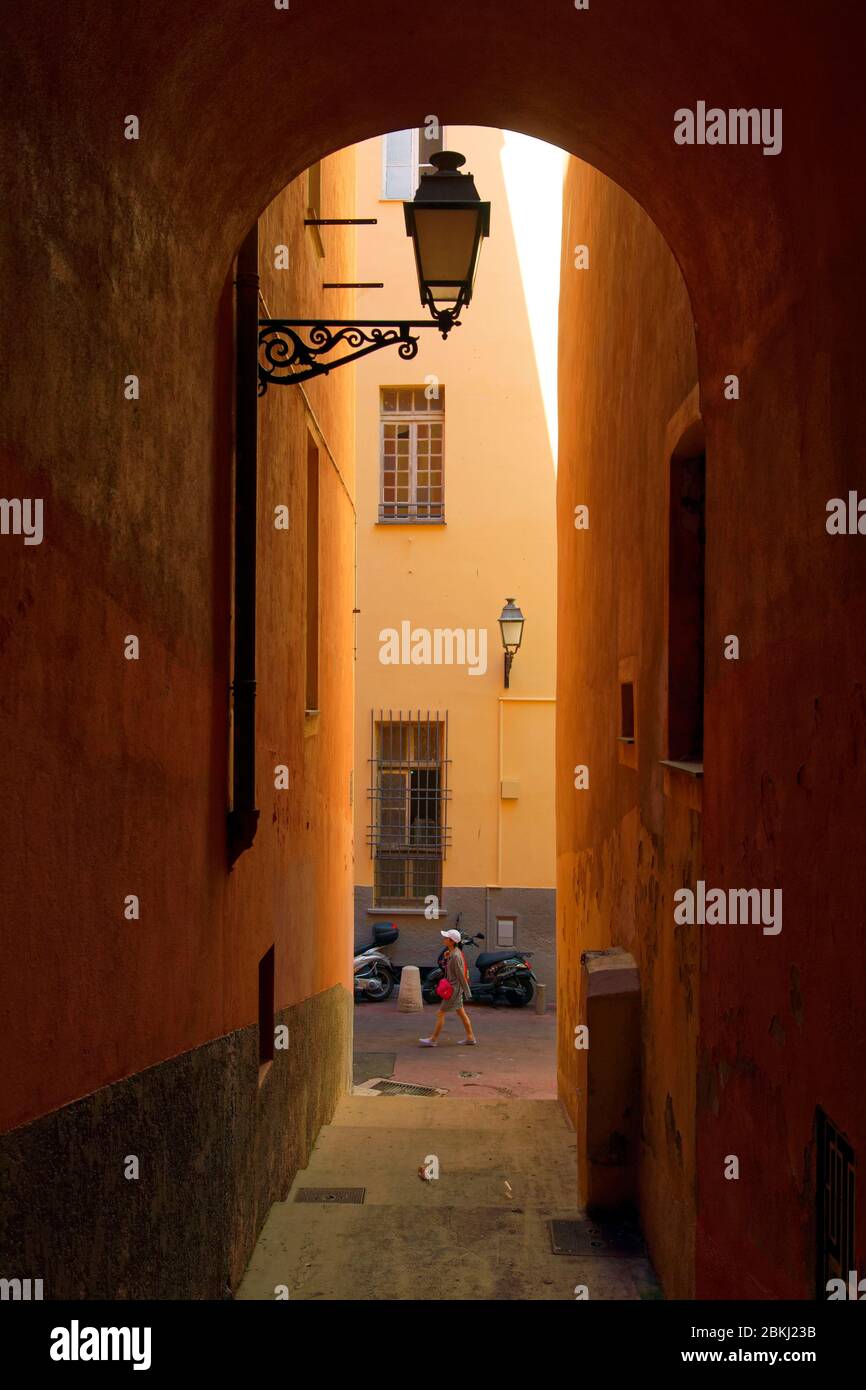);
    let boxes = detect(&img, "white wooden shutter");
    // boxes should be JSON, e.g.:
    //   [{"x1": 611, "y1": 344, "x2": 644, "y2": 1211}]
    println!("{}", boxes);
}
[{"x1": 383, "y1": 129, "x2": 416, "y2": 200}]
